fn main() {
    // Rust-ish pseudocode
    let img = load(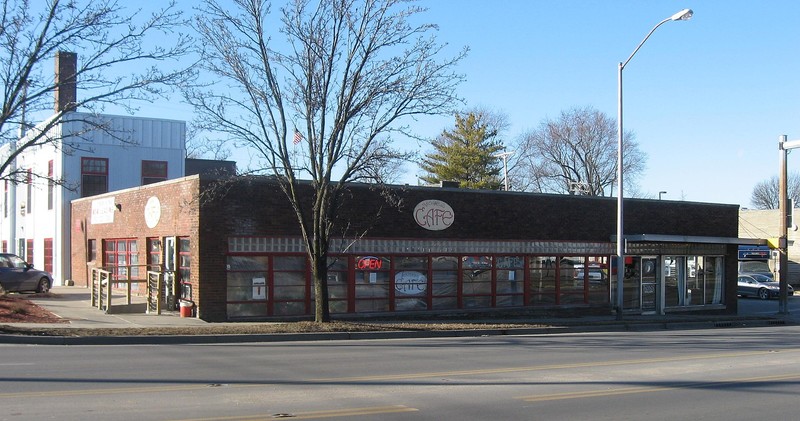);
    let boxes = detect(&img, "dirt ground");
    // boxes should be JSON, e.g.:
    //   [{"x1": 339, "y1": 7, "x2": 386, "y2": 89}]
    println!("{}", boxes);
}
[
  {"x1": 0, "y1": 292, "x2": 551, "y2": 337},
  {"x1": 0, "y1": 293, "x2": 67, "y2": 324}
]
